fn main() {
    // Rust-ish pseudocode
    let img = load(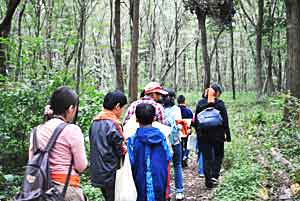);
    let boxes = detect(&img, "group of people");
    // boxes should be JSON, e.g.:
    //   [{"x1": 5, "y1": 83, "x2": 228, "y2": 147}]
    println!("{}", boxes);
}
[{"x1": 26, "y1": 81, "x2": 231, "y2": 201}]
